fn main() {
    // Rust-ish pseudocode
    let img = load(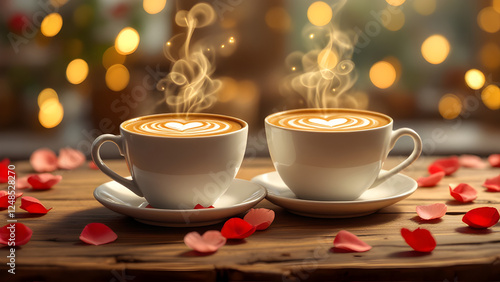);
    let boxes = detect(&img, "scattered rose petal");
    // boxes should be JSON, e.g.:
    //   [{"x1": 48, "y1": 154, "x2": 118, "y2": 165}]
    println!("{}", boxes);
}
[
  {"x1": 57, "y1": 147, "x2": 86, "y2": 170},
  {"x1": 428, "y1": 156, "x2": 460, "y2": 176},
  {"x1": 243, "y1": 208, "x2": 275, "y2": 230},
  {"x1": 333, "y1": 230, "x2": 372, "y2": 252},
  {"x1": 89, "y1": 161, "x2": 99, "y2": 170},
  {"x1": 416, "y1": 203, "x2": 447, "y2": 220},
  {"x1": 194, "y1": 204, "x2": 214, "y2": 209},
  {"x1": 220, "y1": 218, "x2": 256, "y2": 239},
  {"x1": 30, "y1": 148, "x2": 58, "y2": 172},
  {"x1": 16, "y1": 176, "x2": 31, "y2": 189},
  {"x1": 488, "y1": 154, "x2": 500, "y2": 167},
  {"x1": 184, "y1": 231, "x2": 226, "y2": 253},
  {"x1": 459, "y1": 155, "x2": 488, "y2": 169},
  {"x1": 483, "y1": 175, "x2": 500, "y2": 192},
  {"x1": 145, "y1": 204, "x2": 153, "y2": 208},
  {"x1": 462, "y1": 207, "x2": 500, "y2": 229},
  {"x1": 417, "y1": 171, "x2": 445, "y2": 187},
  {"x1": 27, "y1": 173, "x2": 62, "y2": 190},
  {"x1": 449, "y1": 183, "x2": 477, "y2": 203},
  {"x1": 0, "y1": 162, "x2": 8, "y2": 183},
  {"x1": 400, "y1": 228, "x2": 436, "y2": 252},
  {"x1": 79, "y1": 223, "x2": 117, "y2": 245},
  {"x1": 20, "y1": 196, "x2": 52, "y2": 214},
  {"x1": 0, "y1": 191, "x2": 23, "y2": 209},
  {"x1": 0, "y1": 158, "x2": 9, "y2": 166},
  {"x1": 0, "y1": 223, "x2": 33, "y2": 246}
]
